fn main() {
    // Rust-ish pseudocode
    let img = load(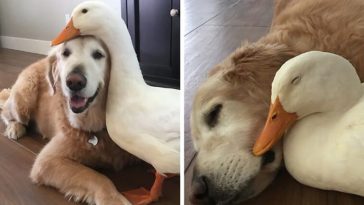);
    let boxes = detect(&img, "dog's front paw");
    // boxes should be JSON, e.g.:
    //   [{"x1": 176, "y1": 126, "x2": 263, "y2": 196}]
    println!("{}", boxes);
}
[{"x1": 5, "y1": 122, "x2": 26, "y2": 140}]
